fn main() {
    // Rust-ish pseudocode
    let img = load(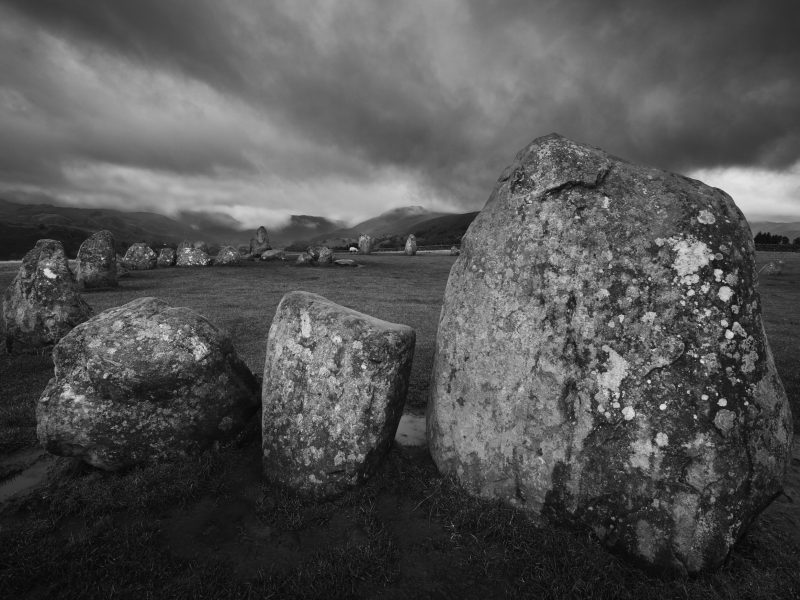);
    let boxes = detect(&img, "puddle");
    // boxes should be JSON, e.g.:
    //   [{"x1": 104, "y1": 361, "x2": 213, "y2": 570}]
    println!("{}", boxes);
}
[
  {"x1": 0, "y1": 447, "x2": 53, "y2": 503},
  {"x1": 395, "y1": 414, "x2": 427, "y2": 447}
]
